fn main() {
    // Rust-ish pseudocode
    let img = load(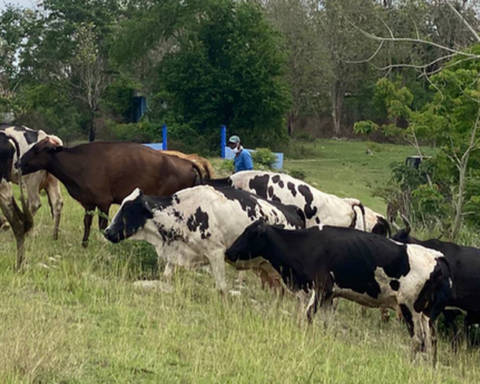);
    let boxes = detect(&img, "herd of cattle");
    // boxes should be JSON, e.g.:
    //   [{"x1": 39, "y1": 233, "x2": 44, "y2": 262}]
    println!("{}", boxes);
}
[{"x1": 1, "y1": 125, "x2": 480, "y2": 366}]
